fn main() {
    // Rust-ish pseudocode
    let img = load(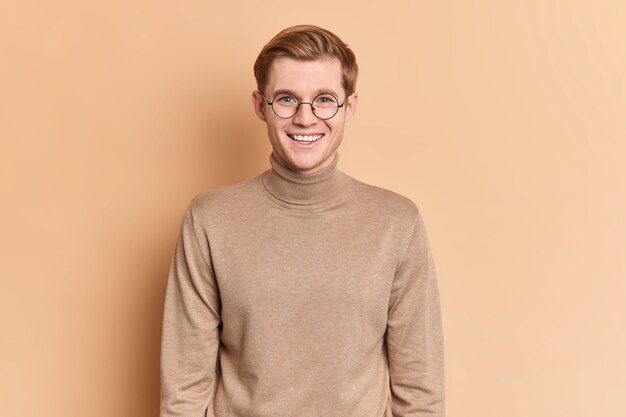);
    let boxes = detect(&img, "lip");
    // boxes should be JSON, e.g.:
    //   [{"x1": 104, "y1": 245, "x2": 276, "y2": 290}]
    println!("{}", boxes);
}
[
  {"x1": 287, "y1": 132, "x2": 325, "y2": 137},
  {"x1": 287, "y1": 133, "x2": 325, "y2": 147},
  {"x1": 287, "y1": 133, "x2": 325, "y2": 141}
]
